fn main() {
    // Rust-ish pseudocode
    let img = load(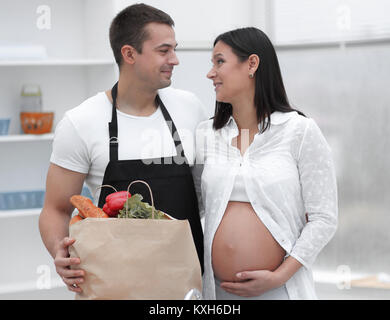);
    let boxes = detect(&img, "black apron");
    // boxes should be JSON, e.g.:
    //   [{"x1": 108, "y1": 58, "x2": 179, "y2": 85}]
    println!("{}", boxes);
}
[{"x1": 97, "y1": 82, "x2": 204, "y2": 273}]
